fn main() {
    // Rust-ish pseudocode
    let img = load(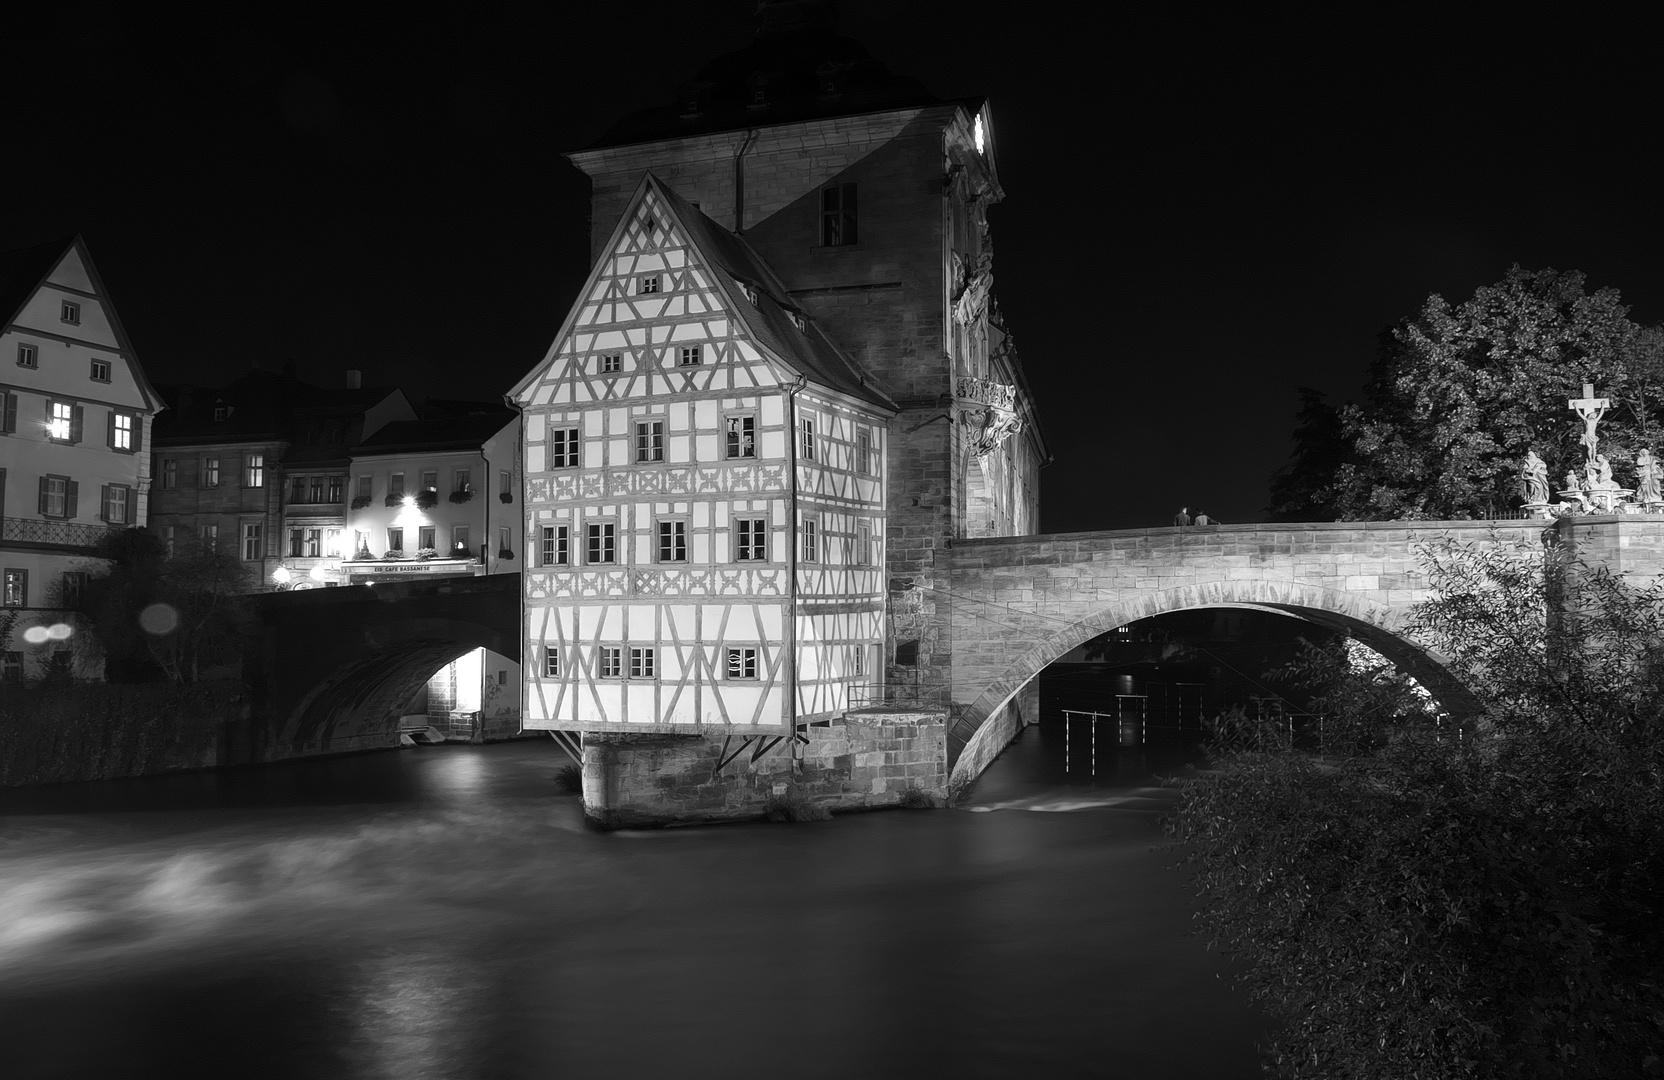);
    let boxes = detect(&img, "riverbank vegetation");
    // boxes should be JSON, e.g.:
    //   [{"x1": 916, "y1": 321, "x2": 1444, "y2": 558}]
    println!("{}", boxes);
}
[{"x1": 1169, "y1": 536, "x2": 1664, "y2": 1078}]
